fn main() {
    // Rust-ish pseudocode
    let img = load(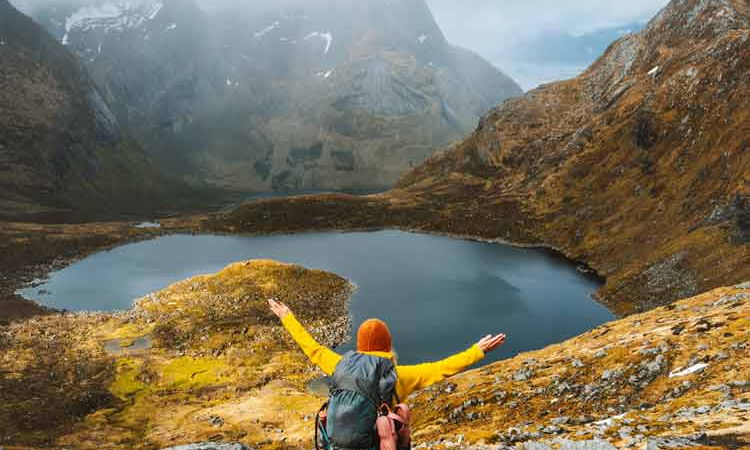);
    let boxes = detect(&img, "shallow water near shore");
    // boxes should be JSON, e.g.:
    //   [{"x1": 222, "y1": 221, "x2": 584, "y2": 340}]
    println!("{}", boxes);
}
[{"x1": 18, "y1": 231, "x2": 612, "y2": 365}]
